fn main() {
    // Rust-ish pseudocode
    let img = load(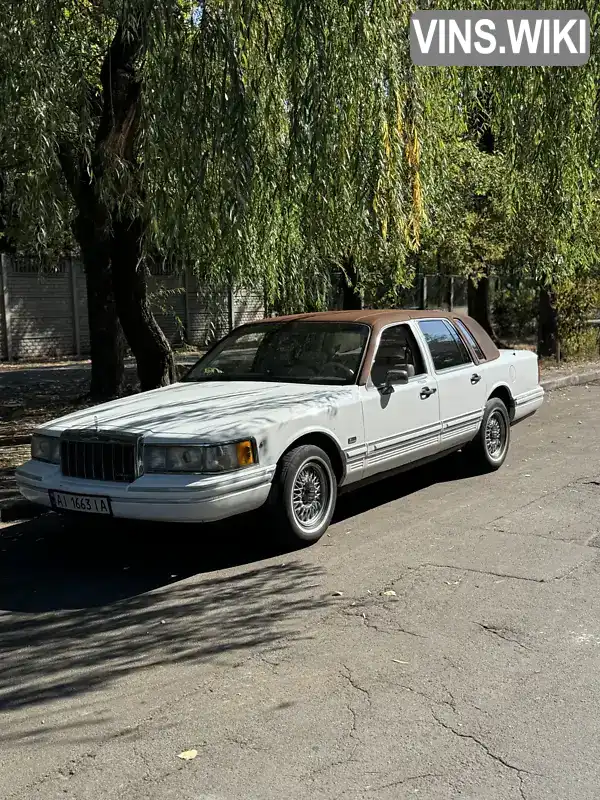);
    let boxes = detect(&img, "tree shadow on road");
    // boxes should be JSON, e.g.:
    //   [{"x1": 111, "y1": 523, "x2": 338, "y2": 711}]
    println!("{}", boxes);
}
[
  {"x1": 0, "y1": 450, "x2": 476, "y2": 713},
  {"x1": 0, "y1": 514, "x2": 325, "y2": 712}
]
